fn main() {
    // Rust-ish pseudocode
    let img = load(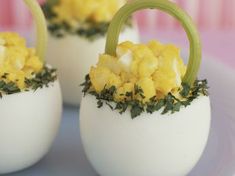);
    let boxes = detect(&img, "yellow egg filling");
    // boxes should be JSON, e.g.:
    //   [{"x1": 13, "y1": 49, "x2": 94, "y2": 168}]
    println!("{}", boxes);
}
[
  {"x1": 0, "y1": 32, "x2": 43, "y2": 90},
  {"x1": 89, "y1": 40, "x2": 186, "y2": 102},
  {"x1": 51, "y1": 0, "x2": 126, "y2": 26},
  {"x1": 80, "y1": 0, "x2": 209, "y2": 118}
]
